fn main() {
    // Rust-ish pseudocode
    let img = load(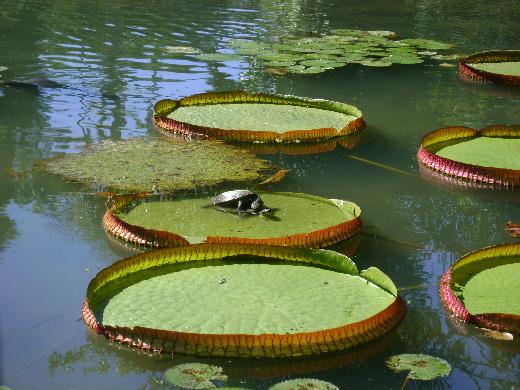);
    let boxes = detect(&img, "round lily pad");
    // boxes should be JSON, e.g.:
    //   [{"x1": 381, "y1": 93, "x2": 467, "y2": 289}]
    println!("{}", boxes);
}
[
  {"x1": 440, "y1": 242, "x2": 520, "y2": 333},
  {"x1": 42, "y1": 137, "x2": 273, "y2": 193},
  {"x1": 459, "y1": 50, "x2": 520, "y2": 86},
  {"x1": 386, "y1": 354, "x2": 451, "y2": 380},
  {"x1": 269, "y1": 378, "x2": 338, "y2": 390},
  {"x1": 103, "y1": 191, "x2": 362, "y2": 248},
  {"x1": 417, "y1": 125, "x2": 520, "y2": 189},
  {"x1": 82, "y1": 243, "x2": 406, "y2": 357},
  {"x1": 196, "y1": 53, "x2": 243, "y2": 62},
  {"x1": 164, "y1": 363, "x2": 227, "y2": 389},
  {"x1": 154, "y1": 91, "x2": 365, "y2": 143}
]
